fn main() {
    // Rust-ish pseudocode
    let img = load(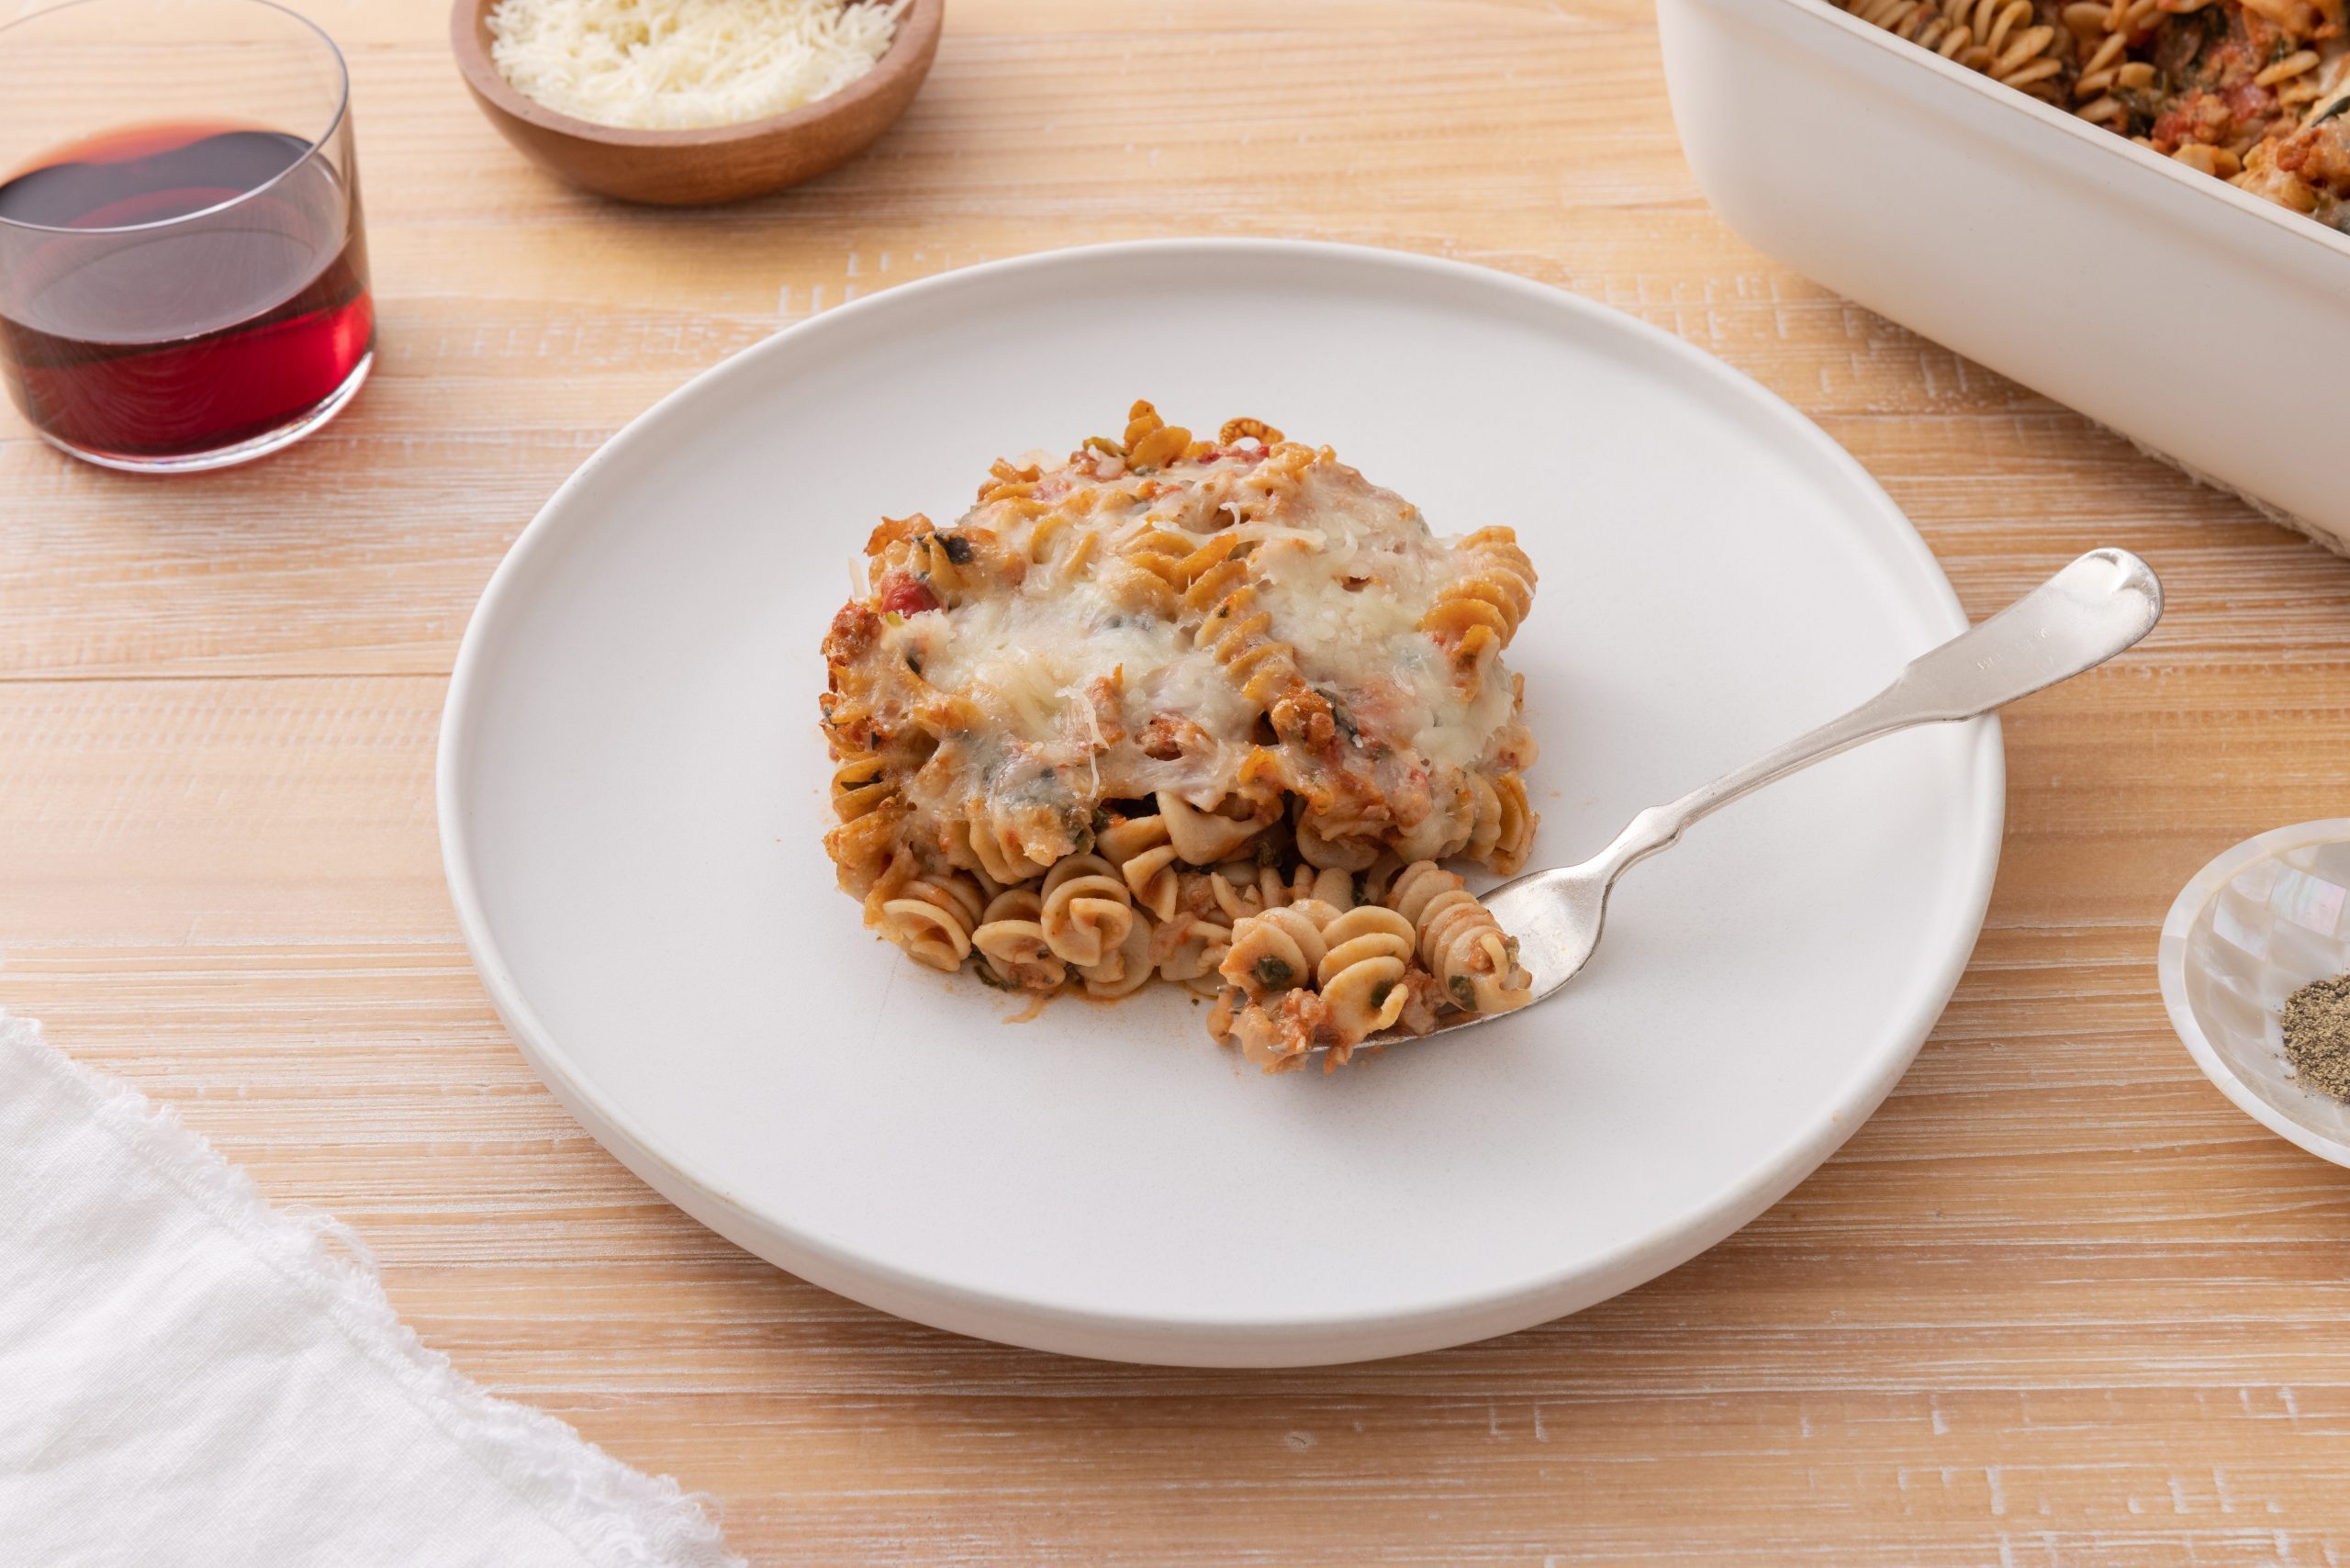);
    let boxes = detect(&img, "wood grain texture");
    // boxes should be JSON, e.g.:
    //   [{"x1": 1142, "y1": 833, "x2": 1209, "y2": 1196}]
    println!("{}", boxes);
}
[{"x1": 6, "y1": 0, "x2": 2350, "y2": 1561}]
